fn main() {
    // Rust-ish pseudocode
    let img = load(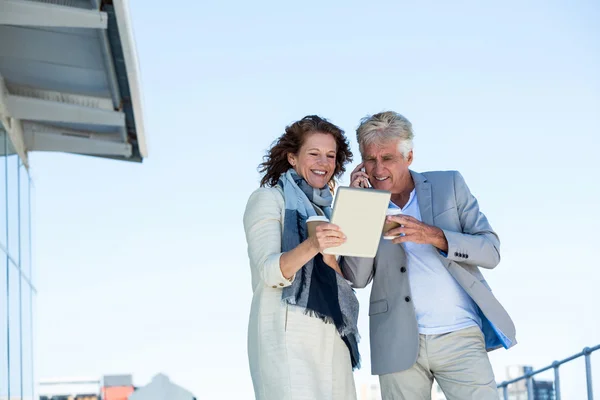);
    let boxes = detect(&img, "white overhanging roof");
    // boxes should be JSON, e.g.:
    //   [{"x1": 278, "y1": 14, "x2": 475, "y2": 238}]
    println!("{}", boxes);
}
[{"x1": 0, "y1": 0, "x2": 147, "y2": 166}]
